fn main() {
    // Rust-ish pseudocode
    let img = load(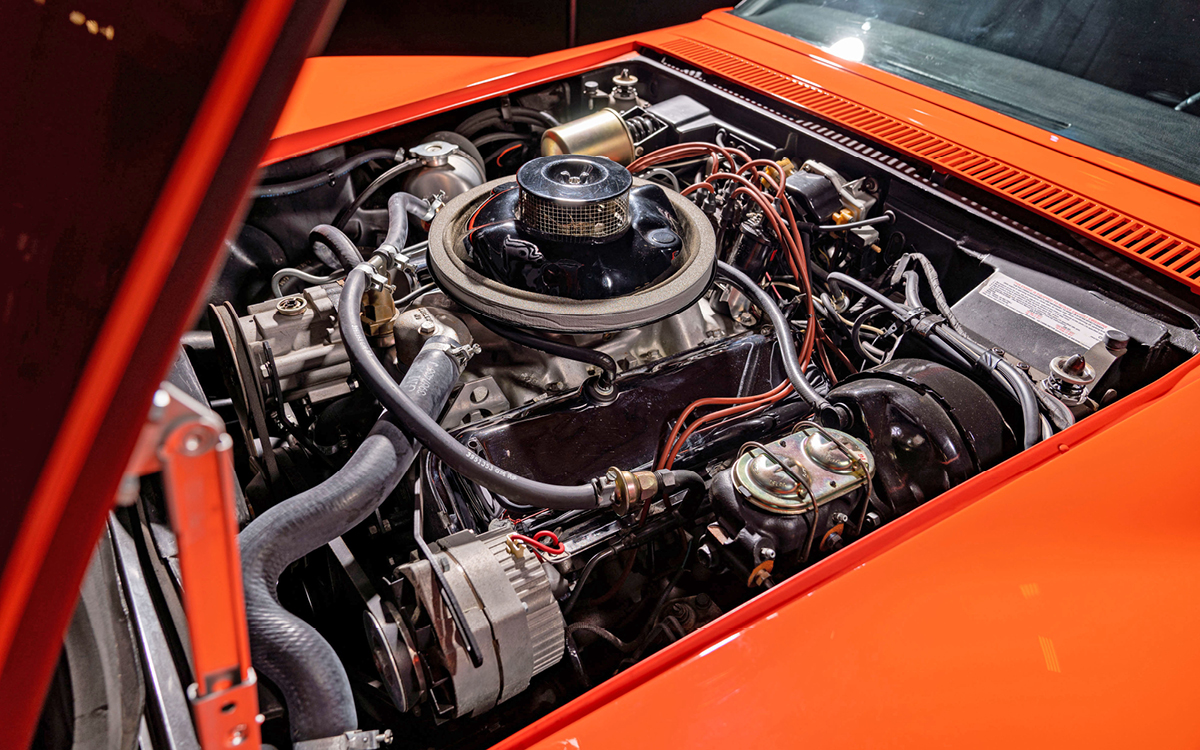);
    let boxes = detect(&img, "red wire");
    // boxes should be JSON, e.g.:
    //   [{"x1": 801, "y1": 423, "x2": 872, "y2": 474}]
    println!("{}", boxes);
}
[
  {"x1": 495, "y1": 142, "x2": 523, "y2": 167},
  {"x1": 510, "y1": 531, "x2": 565, "y2": 557},
  {"x1": 641, "y1": 147, "x2": 822, "y2": 471}
]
